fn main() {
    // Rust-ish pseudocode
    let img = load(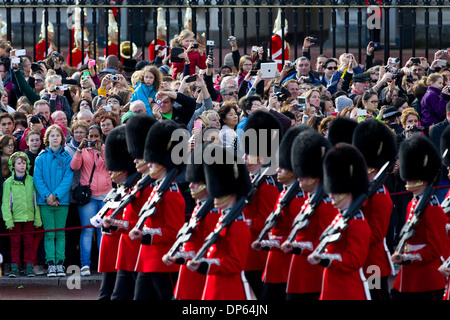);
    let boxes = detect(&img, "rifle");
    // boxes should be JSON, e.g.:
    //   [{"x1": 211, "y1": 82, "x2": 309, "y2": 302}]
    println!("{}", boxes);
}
[
  {"x1": 192, "y1": 165, "x2": 270, "y2": 261},
  {"x1": 394, "y1": 183, "x2": 434, "y2": 255},
  {"x1": 131, "y1": 167, "x2": 179, "y2": 239},
  {"x1": 254, "y1": 180, "x2": 300, "y2": 250},
  {"x1": 285, "y1": 183, "x2": 325, "y2": 250},
  {"x1": 311, "y1": 192, "x2": 368, "y2": 260},
  {"x1": 107, "y1": 173, "x2": 154, "y2": 221},
  {"x1": 165, "y1": 197, "x2": 215, "y2": 263},
  {"x1": 440, "y1": 196, "x2": 450, "y2": 215}
]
